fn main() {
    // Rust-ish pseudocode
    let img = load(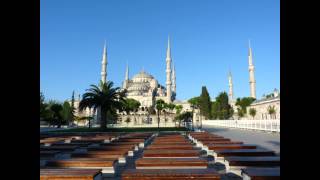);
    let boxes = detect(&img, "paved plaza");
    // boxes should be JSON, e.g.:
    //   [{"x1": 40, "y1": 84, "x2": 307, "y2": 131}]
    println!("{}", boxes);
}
[{"x1": 202, "y1": 125, "x2": 280, "y2": 154}]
